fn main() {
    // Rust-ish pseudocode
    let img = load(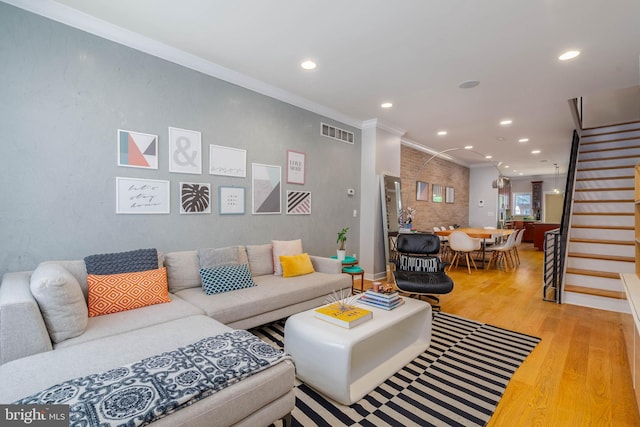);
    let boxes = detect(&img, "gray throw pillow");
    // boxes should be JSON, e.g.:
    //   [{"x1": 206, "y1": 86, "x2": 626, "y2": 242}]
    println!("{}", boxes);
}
[
  {"x1": 30, "y1": 263, "x2": 88, "y2": 343},
  {"x1": 164, "y1": 250, "x2": 201, "y2": 292},
  {"x1": 246, "y1": 244, "x2": 274, "y2": 276}
]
